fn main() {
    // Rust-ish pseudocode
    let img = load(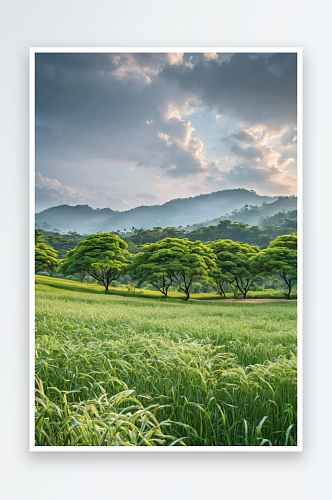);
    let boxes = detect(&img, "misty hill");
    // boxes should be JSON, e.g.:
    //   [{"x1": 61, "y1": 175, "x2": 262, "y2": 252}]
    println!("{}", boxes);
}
[
  {"x1": 35, "y1": 189, "x2": 277, "y2": 234},
  {"x1": 186, "y1": 196, "x2": 297, "y2": 230}
]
